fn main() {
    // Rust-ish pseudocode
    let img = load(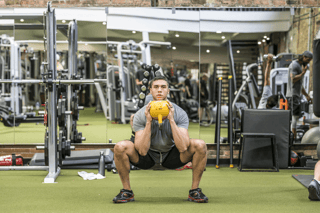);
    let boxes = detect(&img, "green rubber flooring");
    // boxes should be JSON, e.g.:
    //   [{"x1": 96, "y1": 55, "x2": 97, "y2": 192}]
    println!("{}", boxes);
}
[
  {"x1": 0, "y1": 107, "x2": 227, "y2": 144},
  {"x1": 0, "y1": 167, "x2": 317, "y2": 213}
]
